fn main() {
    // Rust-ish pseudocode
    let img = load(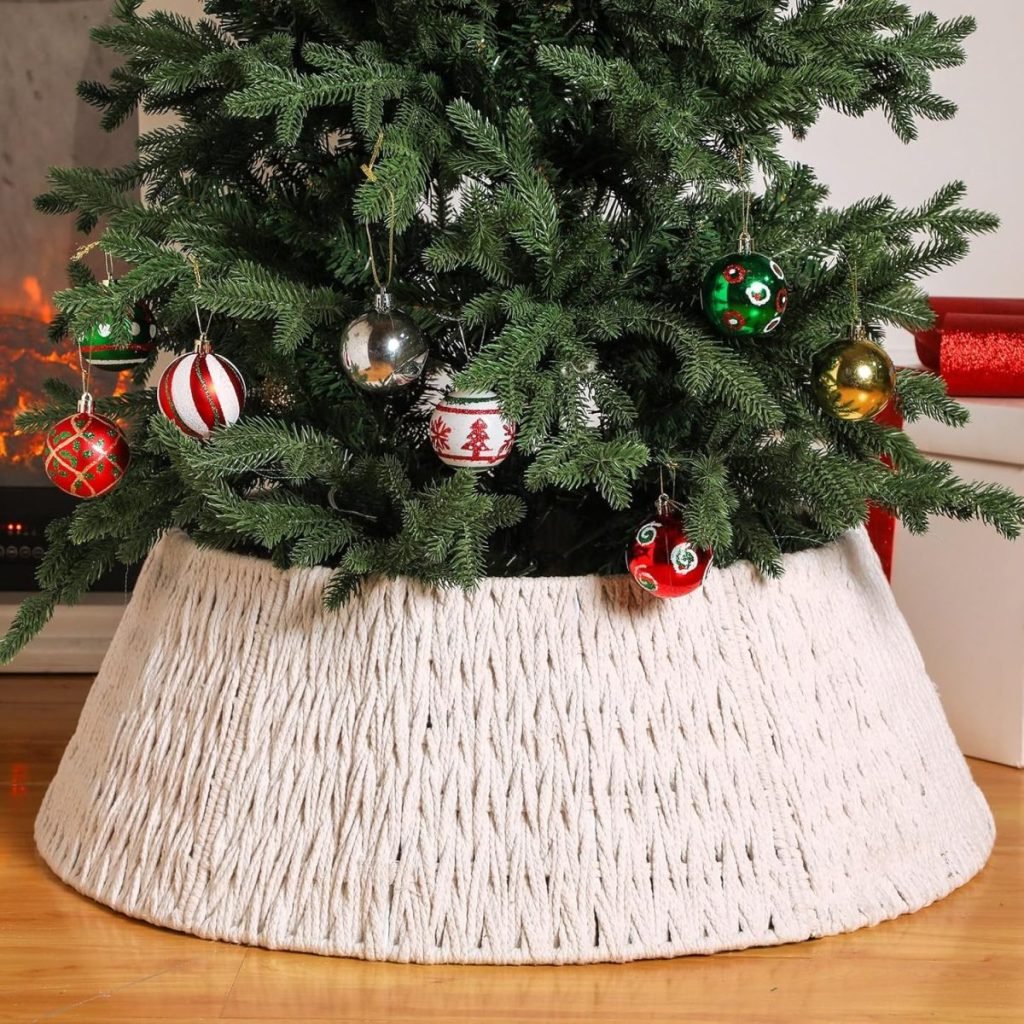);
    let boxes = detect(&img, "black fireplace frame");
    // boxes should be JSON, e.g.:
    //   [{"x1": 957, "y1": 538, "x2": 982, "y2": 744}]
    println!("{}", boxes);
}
[{"x1": 0, "y1": 485, "x2": 136, "y2": 591}]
